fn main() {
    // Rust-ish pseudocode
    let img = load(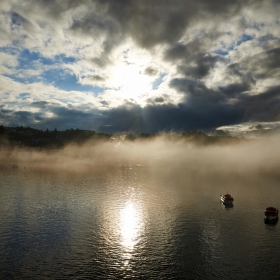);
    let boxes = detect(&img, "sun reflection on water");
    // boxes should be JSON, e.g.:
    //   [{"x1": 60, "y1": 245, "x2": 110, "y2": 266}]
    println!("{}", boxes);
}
[
  {"x1": 118, "y1": 200, "x2": 144, "y2": 268},
  {"x1": 119, "y1": 201, "x2": 142, "y2": 252}
]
